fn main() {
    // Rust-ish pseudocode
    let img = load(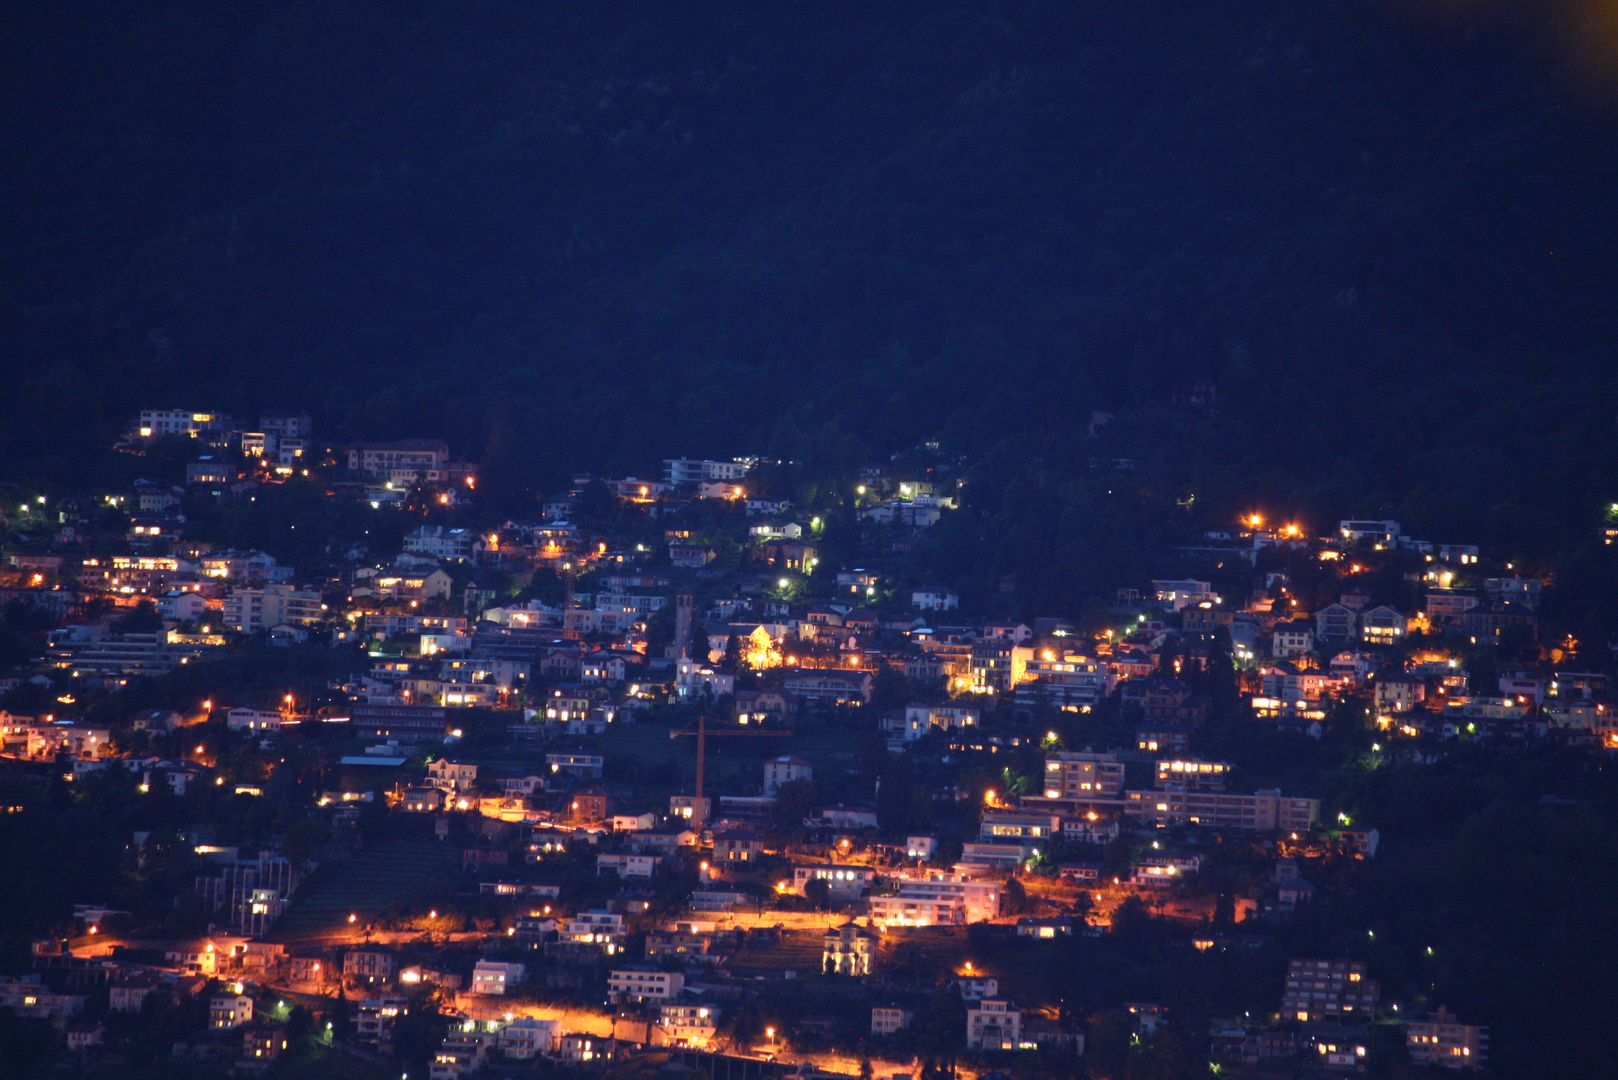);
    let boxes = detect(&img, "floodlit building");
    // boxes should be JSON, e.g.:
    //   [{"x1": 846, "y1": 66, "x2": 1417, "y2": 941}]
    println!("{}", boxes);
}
[{"x1": 822, "y1": 922, "x2": 877, "y2": 976}]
